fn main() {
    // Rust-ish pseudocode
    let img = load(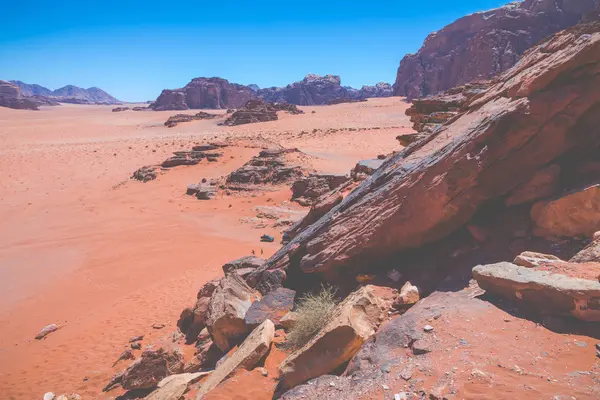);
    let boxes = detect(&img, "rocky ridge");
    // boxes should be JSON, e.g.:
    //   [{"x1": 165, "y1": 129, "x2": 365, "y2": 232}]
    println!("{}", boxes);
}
[
  {"x1": 393, "y1": 0, "x2": 599, "y2": 99},
  {"x1": 9, "y1": 80, "x2": 121, "y2": 105}
]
